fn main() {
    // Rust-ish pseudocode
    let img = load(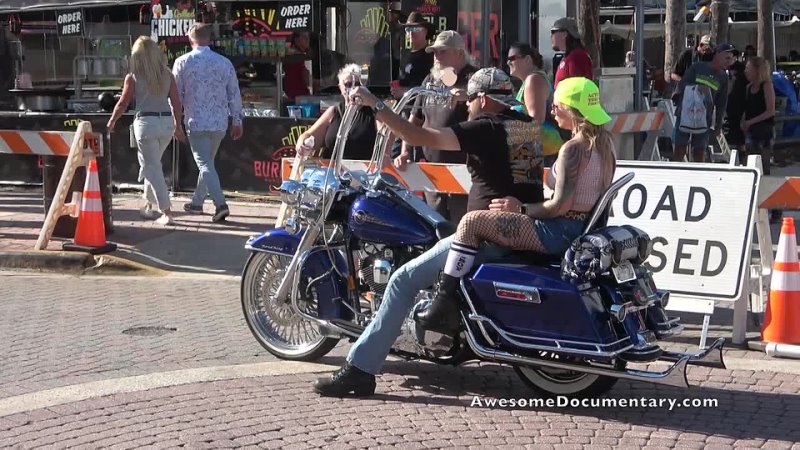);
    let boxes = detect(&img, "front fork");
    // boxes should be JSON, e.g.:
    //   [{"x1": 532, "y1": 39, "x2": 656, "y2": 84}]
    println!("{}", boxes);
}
[{"x1": 274, "y1": 224, "x2": 322, "y2": 302}]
